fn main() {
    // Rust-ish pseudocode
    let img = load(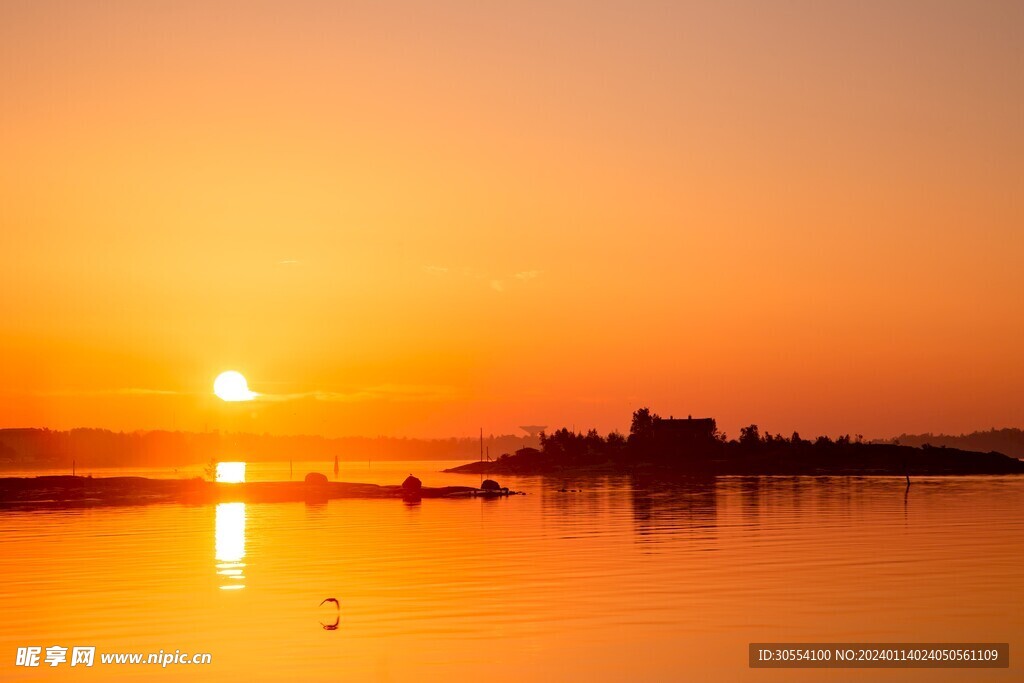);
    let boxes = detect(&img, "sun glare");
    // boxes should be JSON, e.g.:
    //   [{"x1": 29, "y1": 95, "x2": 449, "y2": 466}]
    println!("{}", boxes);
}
[
  {"x1": 214, "y1": 371, "x2": 255, "y2": 402},
  {"x1": 215, "y1": 461, "x2": 246, "y2": 484}
]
